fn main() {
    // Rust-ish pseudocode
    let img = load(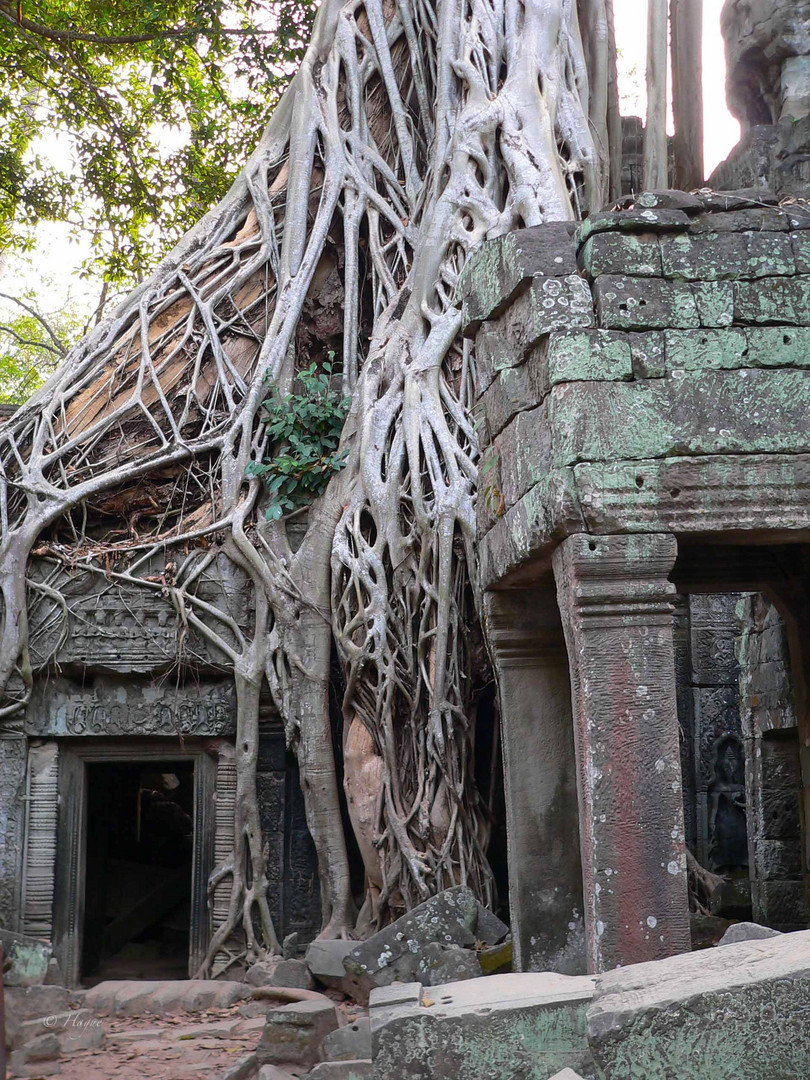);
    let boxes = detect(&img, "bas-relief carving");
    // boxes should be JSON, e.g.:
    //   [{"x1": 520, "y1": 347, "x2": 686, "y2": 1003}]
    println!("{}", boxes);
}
[
  {"x1": 25, "y1": 678, "x2": 237, "y2": 738},
  {"x1": 27, "y1": 555, "x2": 252, "y2": 674}
]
